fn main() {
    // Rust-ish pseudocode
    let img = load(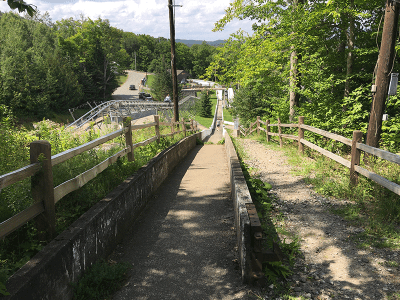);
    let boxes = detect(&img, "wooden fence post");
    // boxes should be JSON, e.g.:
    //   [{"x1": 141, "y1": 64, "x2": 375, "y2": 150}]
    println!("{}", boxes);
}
[
  {"x1": 182, "y1": 118, "x2": 186, "y2": 137},
  {"x1": 350, "y1": 130, "x2": 363, "y2": 185},
  {"x1": 154, "y1": 115, "x2": 160, "y2": 142},
  {"x1": 30, "y1": 141, "x2": 55, "y2": 241},
  {"x1": 257, "y1": 116, "x2": 260, "y2": 135},
  {"x1": 171, "y1": 120, "x2": 175, "y2": 136},
  {"x1": 266, "y1": 120, "x2": 270, "y2": 142},
  {"x1": 298, "y1": 116, "x2": 304, "y2": 154},
  {"x1": 123, "y1": 117, "x2": 134, "y2": 162},
  {"x1": 278, "y1": 117, "x2": 283, "y2": 148},
  {"x1": 190, "y1": 119, "x2": 194, "y2": 131}
]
